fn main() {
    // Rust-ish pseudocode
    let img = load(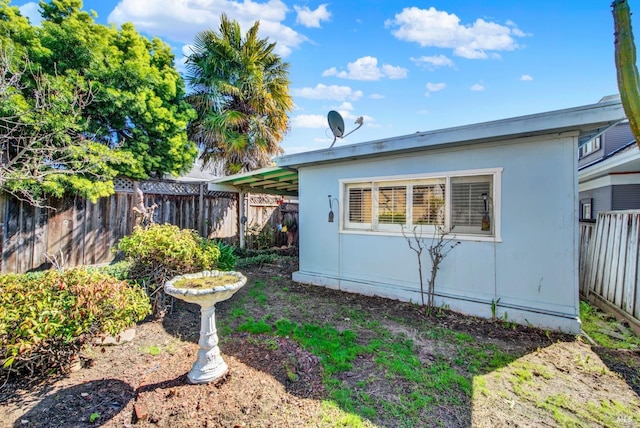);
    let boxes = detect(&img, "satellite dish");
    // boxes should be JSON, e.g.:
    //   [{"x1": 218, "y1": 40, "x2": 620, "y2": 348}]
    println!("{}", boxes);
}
[
  {"x1": 327, "y1": 110, "x2": 364, "y2": 149},
  {"x1": 328, "y1": 110, "x2": 345, "y2": 138}
]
